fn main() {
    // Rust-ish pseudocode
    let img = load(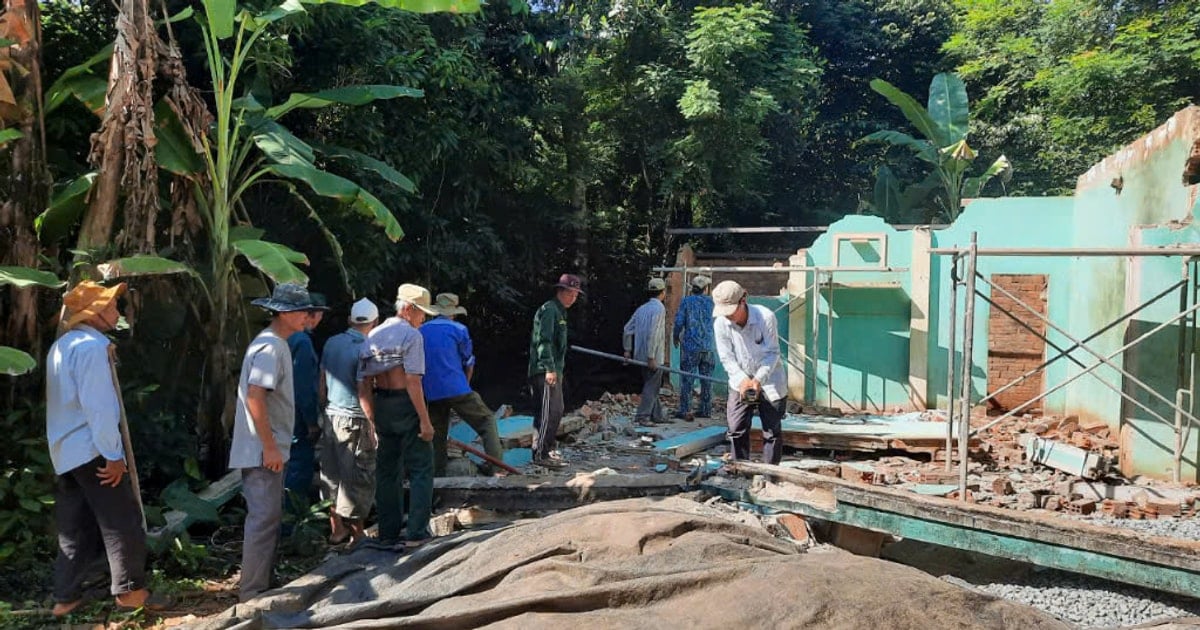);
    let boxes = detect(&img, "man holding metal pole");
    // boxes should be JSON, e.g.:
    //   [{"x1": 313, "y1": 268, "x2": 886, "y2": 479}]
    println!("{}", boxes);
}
[
  {"x1": 47, "y1": 281, "x2": 166, "y2": 616},
  {"x1": 712, "y1": 280, "x2": 786, "y2": 465},
  {"x1": 623, "y1": 278, "x2": 668, "y2": 425}
]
